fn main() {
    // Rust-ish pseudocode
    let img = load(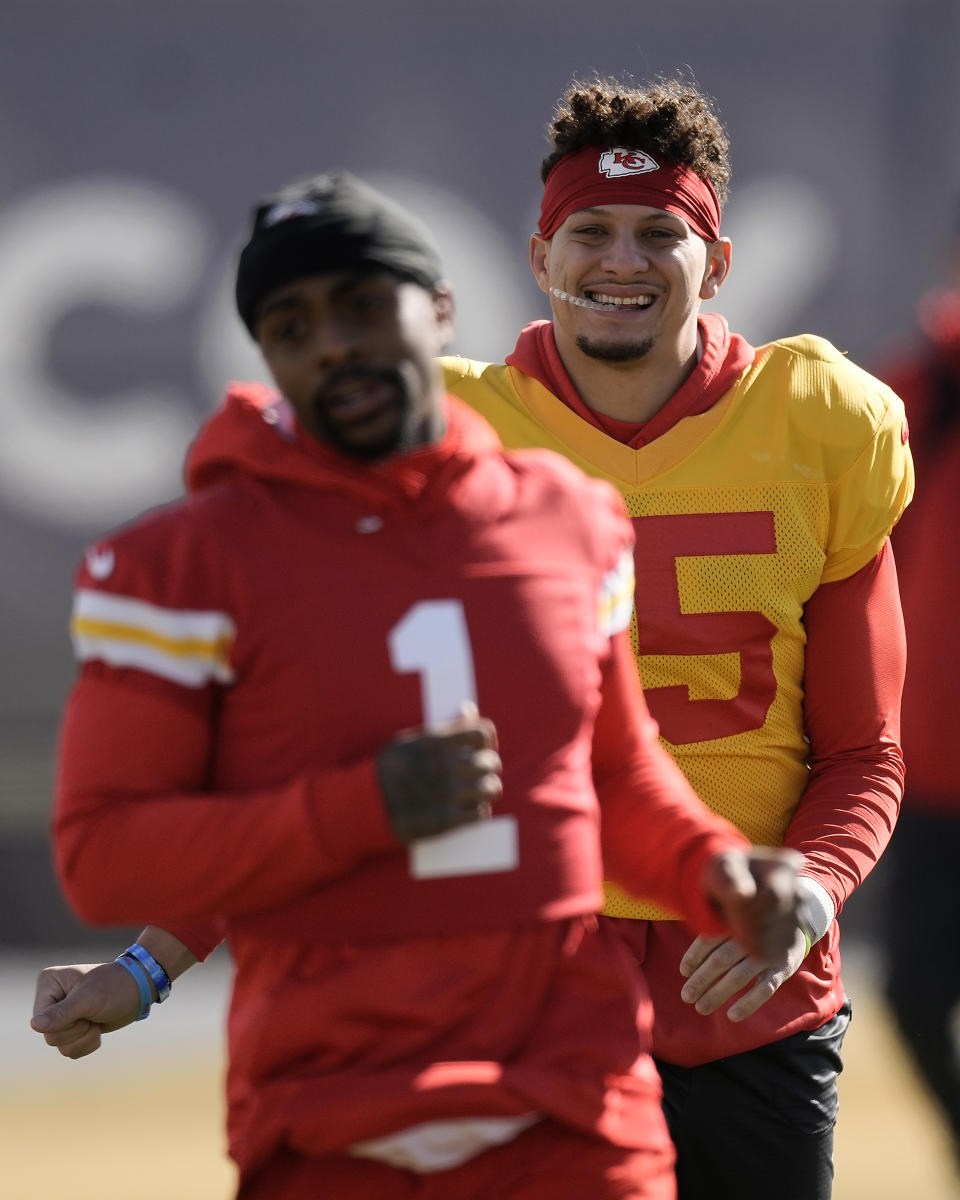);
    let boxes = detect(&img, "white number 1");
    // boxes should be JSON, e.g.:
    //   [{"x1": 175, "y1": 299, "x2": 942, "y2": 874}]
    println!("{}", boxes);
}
[
  {"x1": 388, "y1": 599, "x2": 477, "y2": 724},
  {"x1": 388, "y1": 600, "x2": 518, "y2": 879}
]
